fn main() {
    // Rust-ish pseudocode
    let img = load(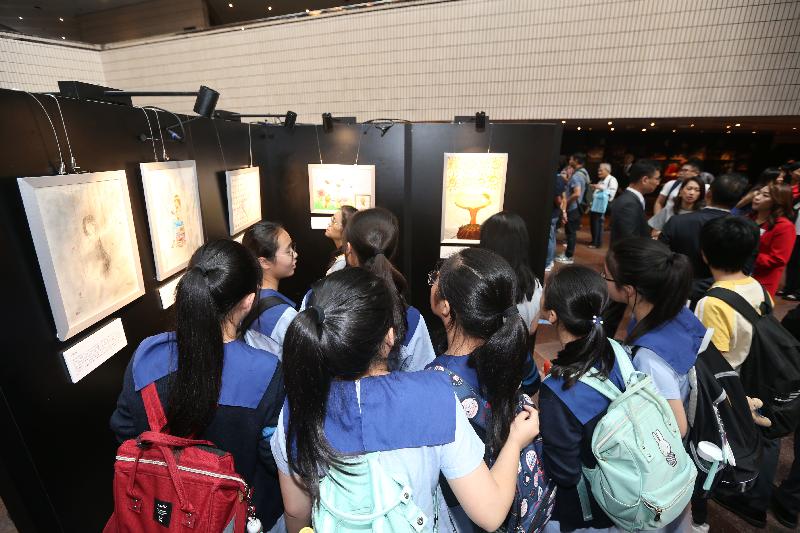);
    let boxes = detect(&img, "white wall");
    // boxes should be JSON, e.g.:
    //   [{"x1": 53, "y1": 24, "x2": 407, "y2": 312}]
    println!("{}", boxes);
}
[
  {"x1": 2, "y1": 0, "x2": 799, "y2": 121},
  {"x1": 0, "y1": 35, "x2": 104, "y2": 93}
]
